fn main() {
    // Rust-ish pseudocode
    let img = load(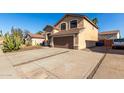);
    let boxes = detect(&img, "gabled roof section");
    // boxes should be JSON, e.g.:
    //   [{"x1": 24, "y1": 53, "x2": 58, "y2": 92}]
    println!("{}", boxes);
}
[
  {"x1": 54, "y1": 14, "x2": 98, "y2": 29},
  {"x1": 28, "y1": 33, "x2": 45, "y2": 39},
  {"x1": 43, "y1": 25, "x2": 54, "y2": 32},
  {"x1": 99, "y1": 30, "x2": 120, "y2": 35}
]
